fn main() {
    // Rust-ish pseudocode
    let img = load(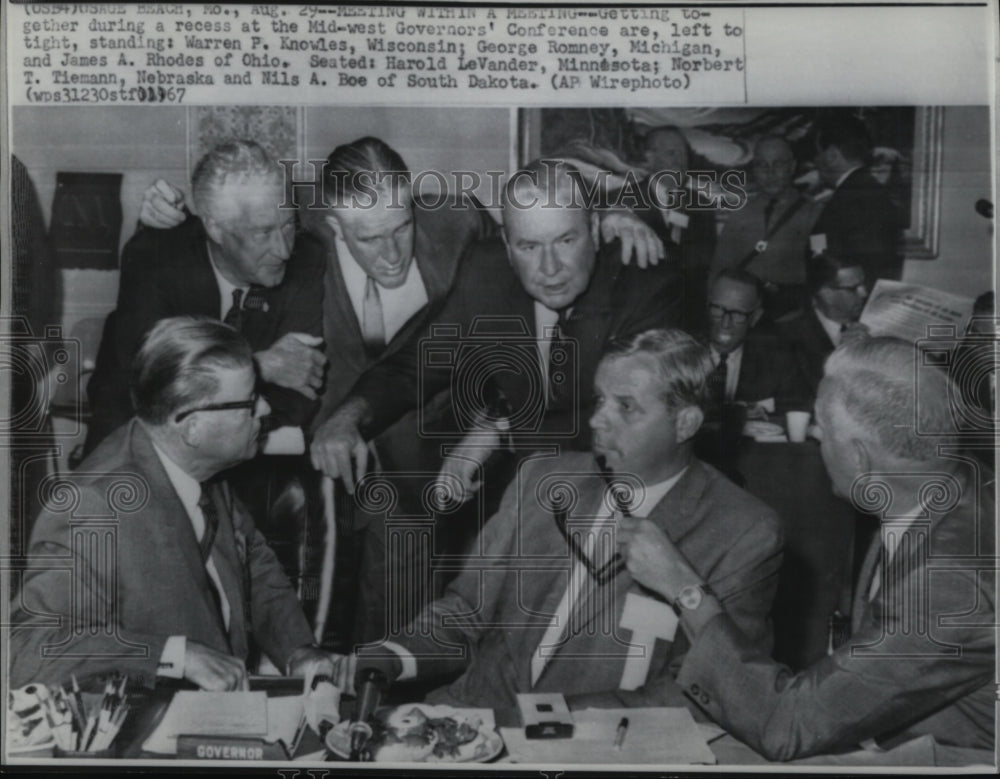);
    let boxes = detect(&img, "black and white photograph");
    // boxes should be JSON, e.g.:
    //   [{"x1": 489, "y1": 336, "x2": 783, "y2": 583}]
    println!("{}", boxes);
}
[{"x1": 2, "y1": 1, "x2": 997, "y2": 772}]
